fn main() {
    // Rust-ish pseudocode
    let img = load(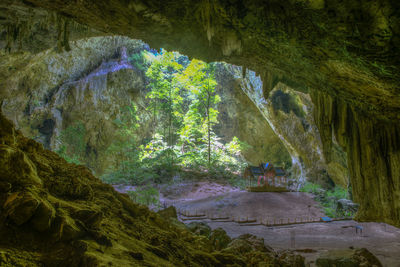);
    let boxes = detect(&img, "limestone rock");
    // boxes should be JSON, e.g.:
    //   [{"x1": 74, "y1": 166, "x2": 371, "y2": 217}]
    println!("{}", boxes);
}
[
  {"x1": 214, "y1": 63, "x2": 291, "y2": 166},
  {"x1": 224, "y1": 234, "x2": 273, "y2": 254},
  {"x1": 209, "y1": 227, "x2": 231, "y2": 250},
  {"x1": 3, "y1": 192, "x2": 40, "y2": 226},
  {"x1": 0, "y1": 146, "x2": 42, "y2": 186},
  {"x1": 186, "y1": 222, "x2": 212, "y2": 237}
]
